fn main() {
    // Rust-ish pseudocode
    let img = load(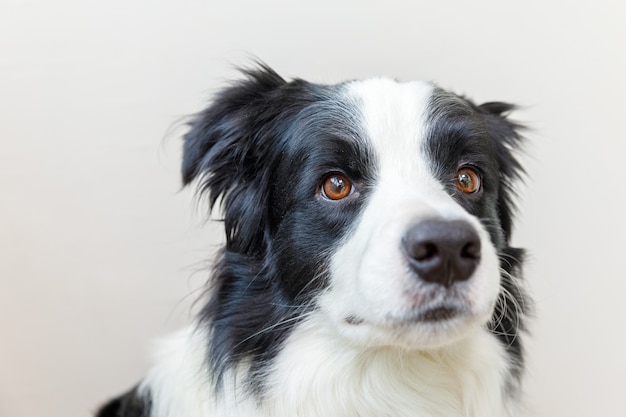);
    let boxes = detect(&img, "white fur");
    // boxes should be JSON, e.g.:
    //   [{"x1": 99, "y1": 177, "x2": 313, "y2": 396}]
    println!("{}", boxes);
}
[
  {"x1": 142, "y1": 318, "x2": 513, "y2": 417},
  {"x1": 140, "y1": 78, "x2": 516, "y2": 417},
  {"x1": 139, "y1": 327, "x2": 214, "y2": 417}
]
